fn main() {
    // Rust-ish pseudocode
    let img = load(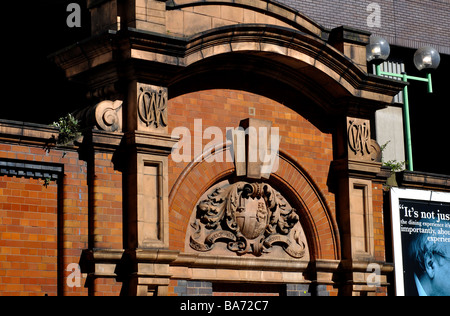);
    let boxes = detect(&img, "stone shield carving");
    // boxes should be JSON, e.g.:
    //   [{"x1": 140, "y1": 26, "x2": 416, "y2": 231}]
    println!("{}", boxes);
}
[{"x1": 189, "y1": 182, "x2": 308, "y2": 259}]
